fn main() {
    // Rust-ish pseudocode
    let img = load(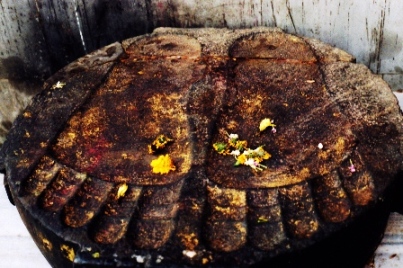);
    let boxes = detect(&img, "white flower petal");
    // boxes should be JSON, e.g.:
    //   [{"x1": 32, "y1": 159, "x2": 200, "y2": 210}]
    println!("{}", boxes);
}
[{"x1": 318, "y1": 143, "x2": 323, "y2": 149}]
